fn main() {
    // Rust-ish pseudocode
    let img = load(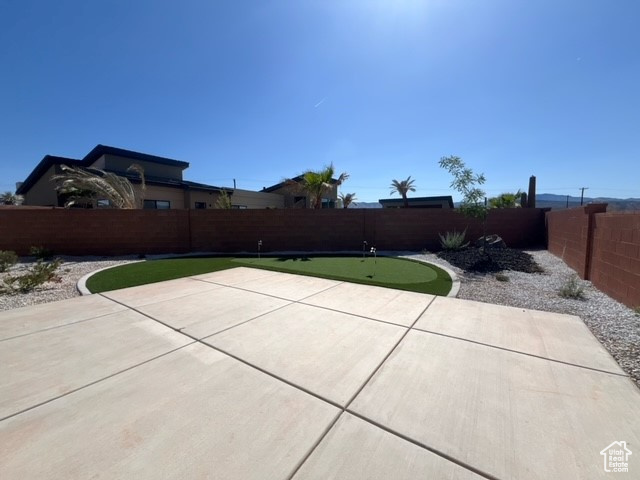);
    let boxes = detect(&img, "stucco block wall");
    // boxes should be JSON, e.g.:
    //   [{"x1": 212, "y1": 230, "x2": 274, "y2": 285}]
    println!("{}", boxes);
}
[
  {"x1": 189, "y1": 209, "x2": 366, "y2": 252},
  {"x1": 590, "y1": 213, "x2": 640, "y2": 308},
  {"x1": 546, "y1": 205, "x2": 600, "y2": 277},
  {"x1": 373, "y1": 207, "x2": 546, "y2": 250},
  {"x1": 0, "y1": 208, "x2": 547, "y2": 257},
  {"x1": 547, "y1": 205, "x2": 640, "y2": 308},
  {"x1": 0, "y1": 209, "x2": 190, "y2": 256}
]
